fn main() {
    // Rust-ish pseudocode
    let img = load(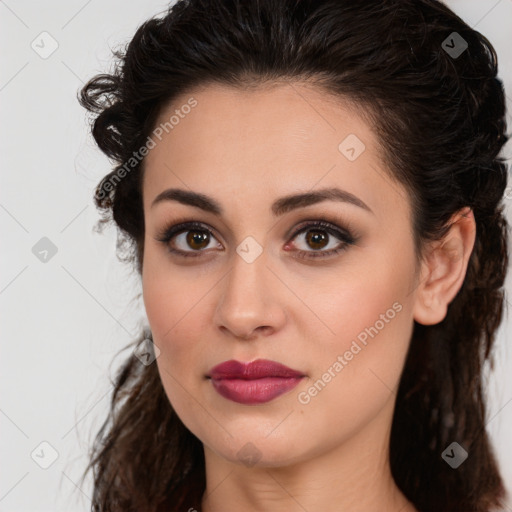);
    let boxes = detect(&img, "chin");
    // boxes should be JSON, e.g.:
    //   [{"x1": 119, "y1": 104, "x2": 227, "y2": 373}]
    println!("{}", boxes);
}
[{"x1": 209, "y1": 434, "x2": 306, "y2": 469}]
